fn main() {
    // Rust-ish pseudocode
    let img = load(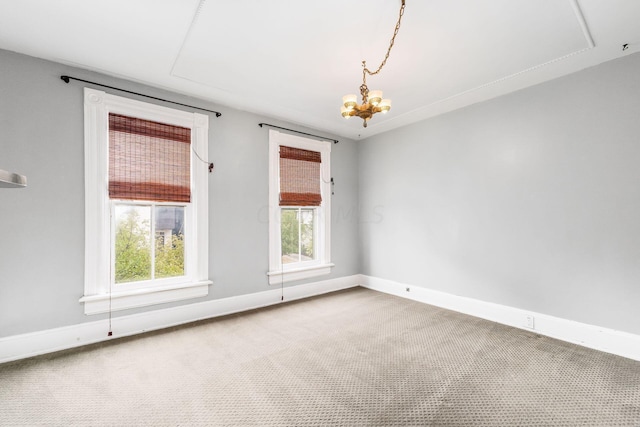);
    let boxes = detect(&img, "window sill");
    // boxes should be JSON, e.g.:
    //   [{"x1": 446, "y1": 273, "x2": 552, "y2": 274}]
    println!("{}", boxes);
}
[
  {"x1": 79, "y1": 280, "x2": 212, "y2": 315},
  {"x1": 267, "y1": 263, "x2": 334, "y2": 285}
]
